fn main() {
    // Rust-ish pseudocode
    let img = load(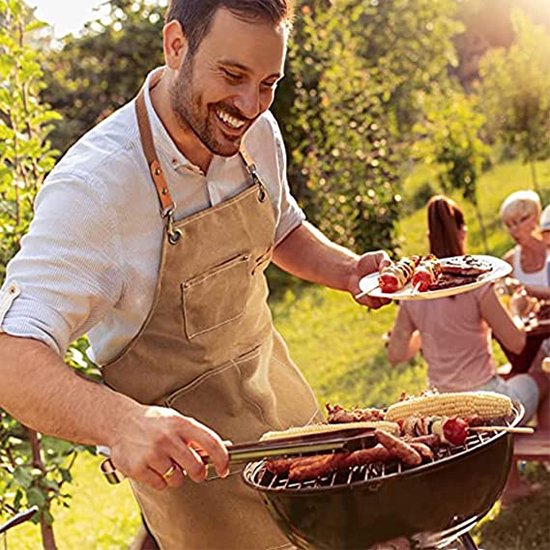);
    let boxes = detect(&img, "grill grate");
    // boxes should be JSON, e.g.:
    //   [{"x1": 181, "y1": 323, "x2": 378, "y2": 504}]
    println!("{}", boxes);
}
[{"x1": 246, "y1": 409, "x2": 518, "y2": 493}]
